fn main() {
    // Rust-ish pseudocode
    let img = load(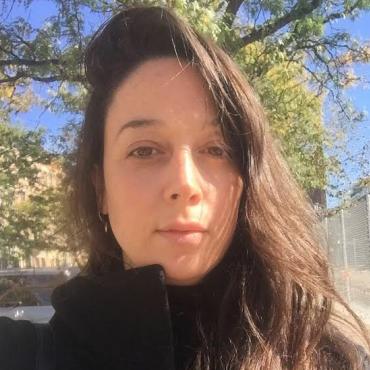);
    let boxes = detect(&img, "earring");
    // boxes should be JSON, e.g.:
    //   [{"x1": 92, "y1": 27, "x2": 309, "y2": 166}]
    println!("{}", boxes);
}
[{"x1": 98, "y1": 211, "x2": 108, "y2": 233}]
